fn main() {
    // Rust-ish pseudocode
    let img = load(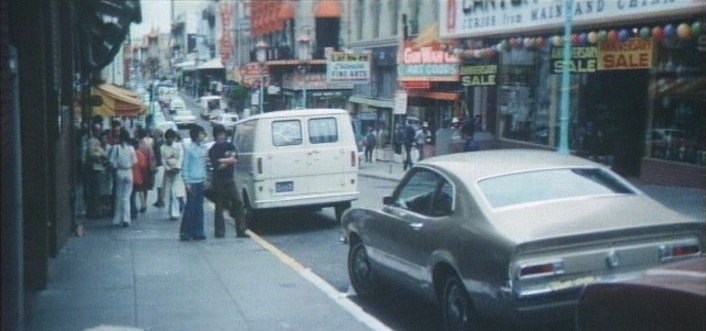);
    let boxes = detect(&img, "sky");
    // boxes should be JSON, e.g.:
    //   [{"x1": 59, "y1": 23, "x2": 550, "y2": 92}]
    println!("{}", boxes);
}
[{"x1": 130, "y1": 0, "x2": 172, "y2": 39}]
